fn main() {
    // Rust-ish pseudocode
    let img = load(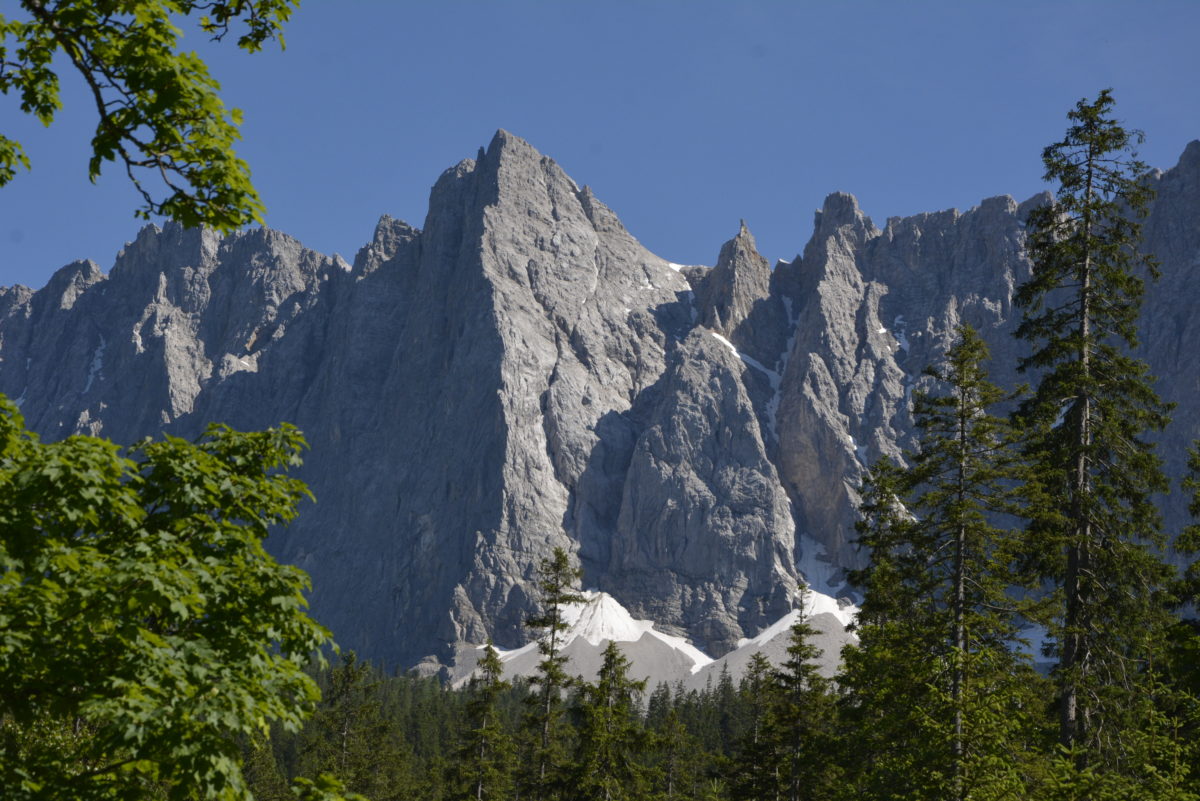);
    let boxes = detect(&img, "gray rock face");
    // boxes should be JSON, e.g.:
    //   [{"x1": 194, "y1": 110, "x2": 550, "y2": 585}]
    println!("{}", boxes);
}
[
  {"x1": 773, "y1": 191, "x2": 1039, "y2": 575},
  {"x1": 3, "y1": 132, "x2": 1199, "y2": 671},
  {"x1": 598, "y1": 328, "x2": 797, "y2": 655}
]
